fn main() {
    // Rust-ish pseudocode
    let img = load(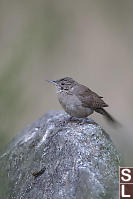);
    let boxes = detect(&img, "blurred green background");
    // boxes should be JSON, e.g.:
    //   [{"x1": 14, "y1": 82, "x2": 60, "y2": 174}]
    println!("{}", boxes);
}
[{"x1": 0, "y1": 0, "x2": 133, "y2": 164}]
